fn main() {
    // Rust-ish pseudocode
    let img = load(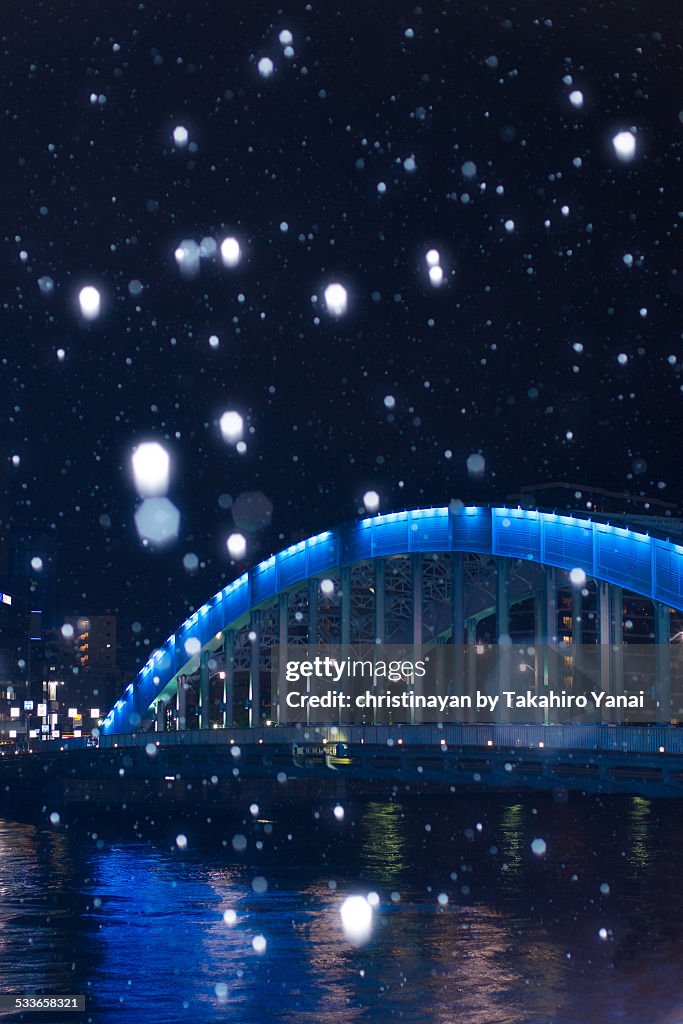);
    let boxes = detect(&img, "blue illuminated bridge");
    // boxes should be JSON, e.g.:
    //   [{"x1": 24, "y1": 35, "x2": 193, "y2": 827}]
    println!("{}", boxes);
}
[{"x1": 101, "y1": 505, "x2": 683, "y2": 745}]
